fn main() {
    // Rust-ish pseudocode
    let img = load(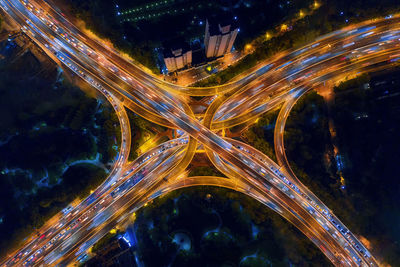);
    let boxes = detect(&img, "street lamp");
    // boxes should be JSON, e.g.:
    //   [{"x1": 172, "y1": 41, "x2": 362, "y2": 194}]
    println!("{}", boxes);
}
[{"x1": 245, "y1": 44, "x2": 252, "y2": 52}]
